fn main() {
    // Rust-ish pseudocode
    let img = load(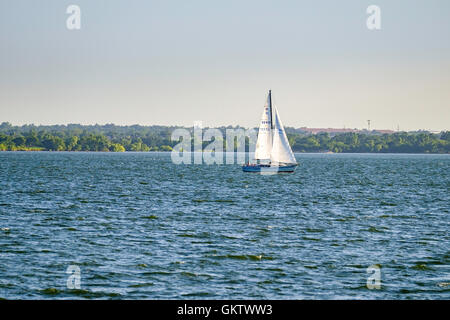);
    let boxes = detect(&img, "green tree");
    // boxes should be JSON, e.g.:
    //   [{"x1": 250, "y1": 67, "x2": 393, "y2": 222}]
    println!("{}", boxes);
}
[
  {"x1": 13, "y1": 136, "x2": 26, "y2": 146},
  {"x1": 42, "y1": 136, "x2": 65, "y2": 151},
  {"x1": 66, "y1": 136, "x2": 79, "y2": 151},
  {"x1": 109, "y1": 143, "x2": 125, "y2": 152}
]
